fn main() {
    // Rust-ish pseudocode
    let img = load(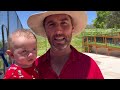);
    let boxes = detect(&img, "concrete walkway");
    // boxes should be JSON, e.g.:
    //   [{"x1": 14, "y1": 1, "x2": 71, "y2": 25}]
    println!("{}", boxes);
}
[{"x1": 84, "y1": 53, "x2": 120, "y2": 79}]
